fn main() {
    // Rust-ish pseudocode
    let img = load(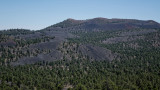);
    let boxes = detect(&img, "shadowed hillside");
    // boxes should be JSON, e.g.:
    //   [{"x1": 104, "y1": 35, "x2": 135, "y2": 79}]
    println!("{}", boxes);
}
[{"x1": 0, "y1": 18, "x2": 159, "y2": 66}]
